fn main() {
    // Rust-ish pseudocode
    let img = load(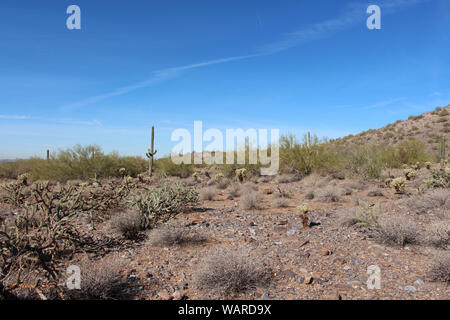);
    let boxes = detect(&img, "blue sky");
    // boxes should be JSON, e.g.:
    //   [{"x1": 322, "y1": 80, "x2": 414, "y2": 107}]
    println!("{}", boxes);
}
[{"x1": 0, "y1": 0, "x2": 449, "y2": 159}]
